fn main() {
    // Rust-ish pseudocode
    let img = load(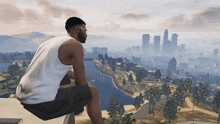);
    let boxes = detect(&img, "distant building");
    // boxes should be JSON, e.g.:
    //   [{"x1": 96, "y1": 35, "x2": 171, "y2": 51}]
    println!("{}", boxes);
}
[
  {"x1": 99, "y1": 47, "x2": 108, "y2": 55},
  {"x1": 162, "y1": 29, "x2": 168, "y2": 53},
  {"x1": 179, "y1": 63, "x2": 188, "y2": 69},
  {"x1": 142, "y1": 34, "x2": 150, "y2": 53},
  {"x1": 92, "y1": 47, "x2": 108, "y2": 55},
  {"x1": 198, "y1": 57, "x2": 209, "y2": 64},
  {"x1": 171, "y1": 33, "x2": 178, "y2": 51},
  {"x1": 131, "y1": 46, "x2": 141, "y2": 52},
  {"x1": 25, "y1": 51, "x2": 32, "y2": 59},
  {"x1": 168, "y1": 57, "x2": 177, "y2": 72},
  {"x1": 92, "y1": 47, "x2": 99, "y2": 54},
  {"x1": 131, "y1": 56, "x2": 141, "y2": 64},
  {"x1": 214, "y1": 48, "x2": 219, "y2": 56},
  {"x1": 180, "y1": 44, "x2": 185, "y2": 52},
  {"x1": 154, "y1": 36, "x2": 160, "y2": 53}
]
